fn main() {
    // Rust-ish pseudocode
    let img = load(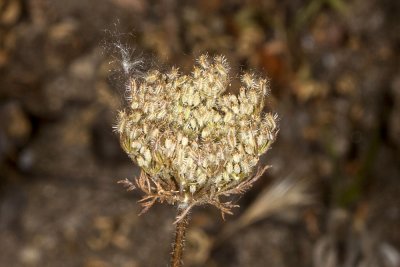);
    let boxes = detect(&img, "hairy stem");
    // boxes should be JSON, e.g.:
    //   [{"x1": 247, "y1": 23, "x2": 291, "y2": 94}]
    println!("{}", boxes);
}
[{"x1": 170, "y1": 208, "x2": 190, "y2": 267}]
